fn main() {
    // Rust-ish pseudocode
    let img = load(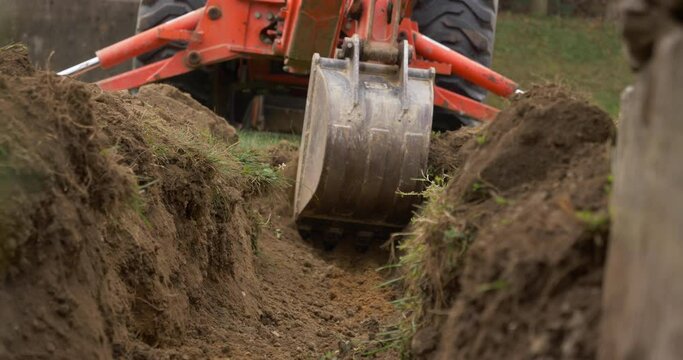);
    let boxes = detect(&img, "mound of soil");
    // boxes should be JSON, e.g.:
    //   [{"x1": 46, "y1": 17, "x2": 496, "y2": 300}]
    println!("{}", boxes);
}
[
  {"x1": 406, "y1": 86, "x2": 615, "y2": 359},
  {"x1": 1, "y1": 44, "x2": 617, "y2": 360},
  {"x1": 0, "y1": 46, "x2": 402, "y2": 360},
  {"x1": 0, "y1": 48, "x2": 262, "y2": 359},
  {"x1": 137, "y1": 84, "x2": 238, "y2": 144}
]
